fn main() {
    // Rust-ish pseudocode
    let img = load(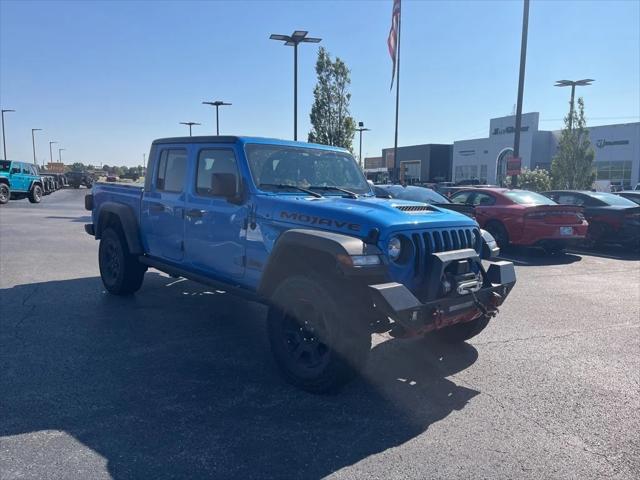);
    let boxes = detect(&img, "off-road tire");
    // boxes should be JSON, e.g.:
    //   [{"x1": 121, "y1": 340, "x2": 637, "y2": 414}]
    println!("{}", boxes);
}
[
  {"x1": 434, "y1": 315, "x2": 491, "y2": 344},
  {"x1": 99, "y1": 227, "x2": 146, "y2": 295},
  {"x1": 28, "y1": 184, "x2": 42, "y2": 204},
  {"x1": 0, "y1": 184, "x2": 9, "y2": 204},
  {"x1": 267, "y1": 275, "x2": 371, "y2": 394},
  {"x1": 485, "y1": 221, "x2": 509, "y2": 249}
]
